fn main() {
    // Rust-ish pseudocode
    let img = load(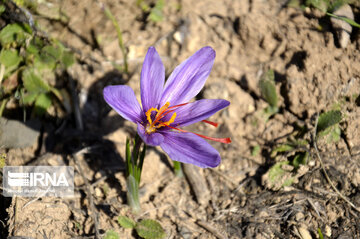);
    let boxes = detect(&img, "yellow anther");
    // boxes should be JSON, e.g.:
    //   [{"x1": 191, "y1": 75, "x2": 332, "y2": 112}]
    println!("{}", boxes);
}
[
  {"x1": 162, "y1": 112, "x2": 176, "y2": 126},
  {"x1": 145, "y1": 107, "x2": 158, "y2": 125},
  {"x1": 155, "y1": 102, "x2": 170, "y2": 121}
]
